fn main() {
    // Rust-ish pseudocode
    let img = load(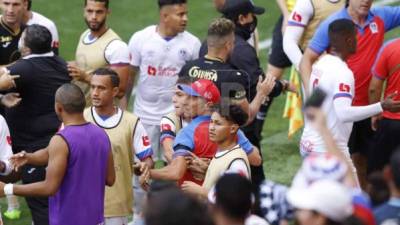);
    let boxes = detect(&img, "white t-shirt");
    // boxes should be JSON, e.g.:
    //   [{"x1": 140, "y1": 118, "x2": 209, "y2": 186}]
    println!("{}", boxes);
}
[
  {"x1": 301, "y1": 54, "x2": 355, "y2": 155},
  {"x1": 91, "y1": 107, "x2": 153, "y2": 160},
  {"x1": 0, "y1": 115, "x2": 13, "y2": 175},
  {"x1": 82, "y1": 33, "x2": 130, "y2": 65},
  {"x1": 128, "y1": 25, "x2": 201, "y2": 125},
  {"x1": 27, "y1": 11, "x2": 59, "y2": 49},
  {"x1": 300, "y1": 54, "x2": 382, "y2": 156}
]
